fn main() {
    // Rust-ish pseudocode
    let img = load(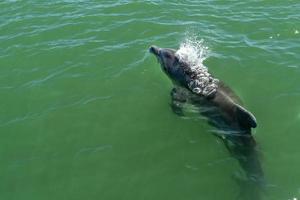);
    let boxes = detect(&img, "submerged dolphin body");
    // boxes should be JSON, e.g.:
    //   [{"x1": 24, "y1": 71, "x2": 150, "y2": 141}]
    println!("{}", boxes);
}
[{"x1": 149, "y1": 45, "x2": 264, "y2": 199}]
